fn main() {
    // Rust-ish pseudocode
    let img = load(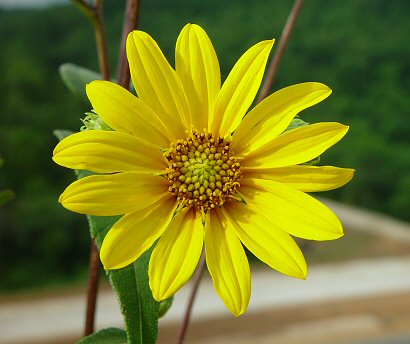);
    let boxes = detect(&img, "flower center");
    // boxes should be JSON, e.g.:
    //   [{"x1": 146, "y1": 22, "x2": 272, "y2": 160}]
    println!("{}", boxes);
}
[{"x1": 163, "y1": 130, "x2": 242, "y2": 212}]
